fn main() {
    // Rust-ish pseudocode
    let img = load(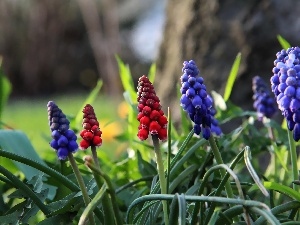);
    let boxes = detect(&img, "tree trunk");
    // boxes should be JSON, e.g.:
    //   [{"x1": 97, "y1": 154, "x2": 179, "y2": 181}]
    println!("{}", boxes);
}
[{"x1": 157, "y1": 0, "x2": 300, "y2": 120}]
